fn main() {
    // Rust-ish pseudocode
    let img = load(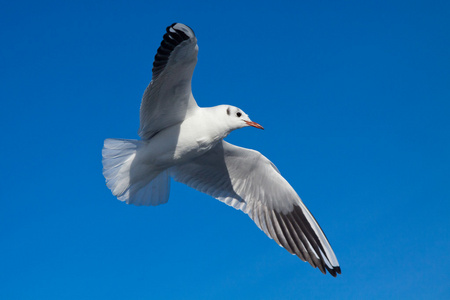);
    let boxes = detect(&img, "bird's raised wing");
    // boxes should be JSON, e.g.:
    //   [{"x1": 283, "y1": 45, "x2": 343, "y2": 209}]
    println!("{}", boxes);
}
[
  {"x1": 169, "y1": 141, "x2": 341, "y2": 276},
  {"x1": 138, "y1": 23, "x2": 199, "y2": 140}
]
